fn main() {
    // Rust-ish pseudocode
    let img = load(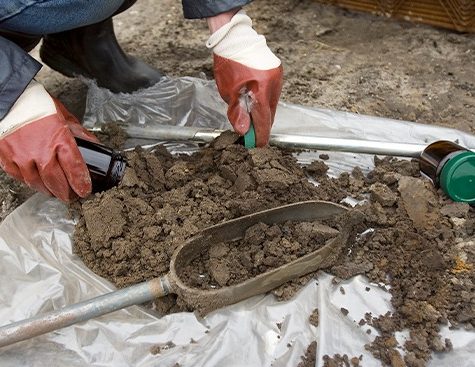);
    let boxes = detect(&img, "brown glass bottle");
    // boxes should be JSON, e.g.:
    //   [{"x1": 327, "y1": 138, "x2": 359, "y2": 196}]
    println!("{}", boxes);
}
[
  {"x1": 420, "y1": 140, "x2": 475, "y2": 204},
  {"x1": 419, "y1": 141, "x2": 466, "y2": 184},
  {"x1": 75, "y1": 137, "x2": 126, "y2": 193}
]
